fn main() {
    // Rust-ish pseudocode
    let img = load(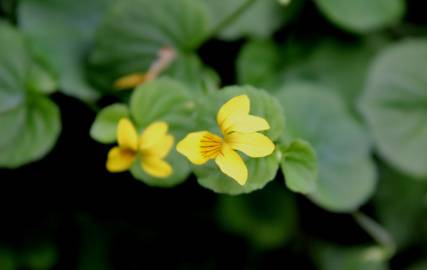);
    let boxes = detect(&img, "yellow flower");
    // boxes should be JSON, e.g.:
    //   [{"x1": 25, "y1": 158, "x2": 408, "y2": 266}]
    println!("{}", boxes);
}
[
  {"x1": 106, "y1": 118, "x2": 174, "y2": 178},
  {"x1": 176, "y1": 95, "x2": 275, "y2": 185}
]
